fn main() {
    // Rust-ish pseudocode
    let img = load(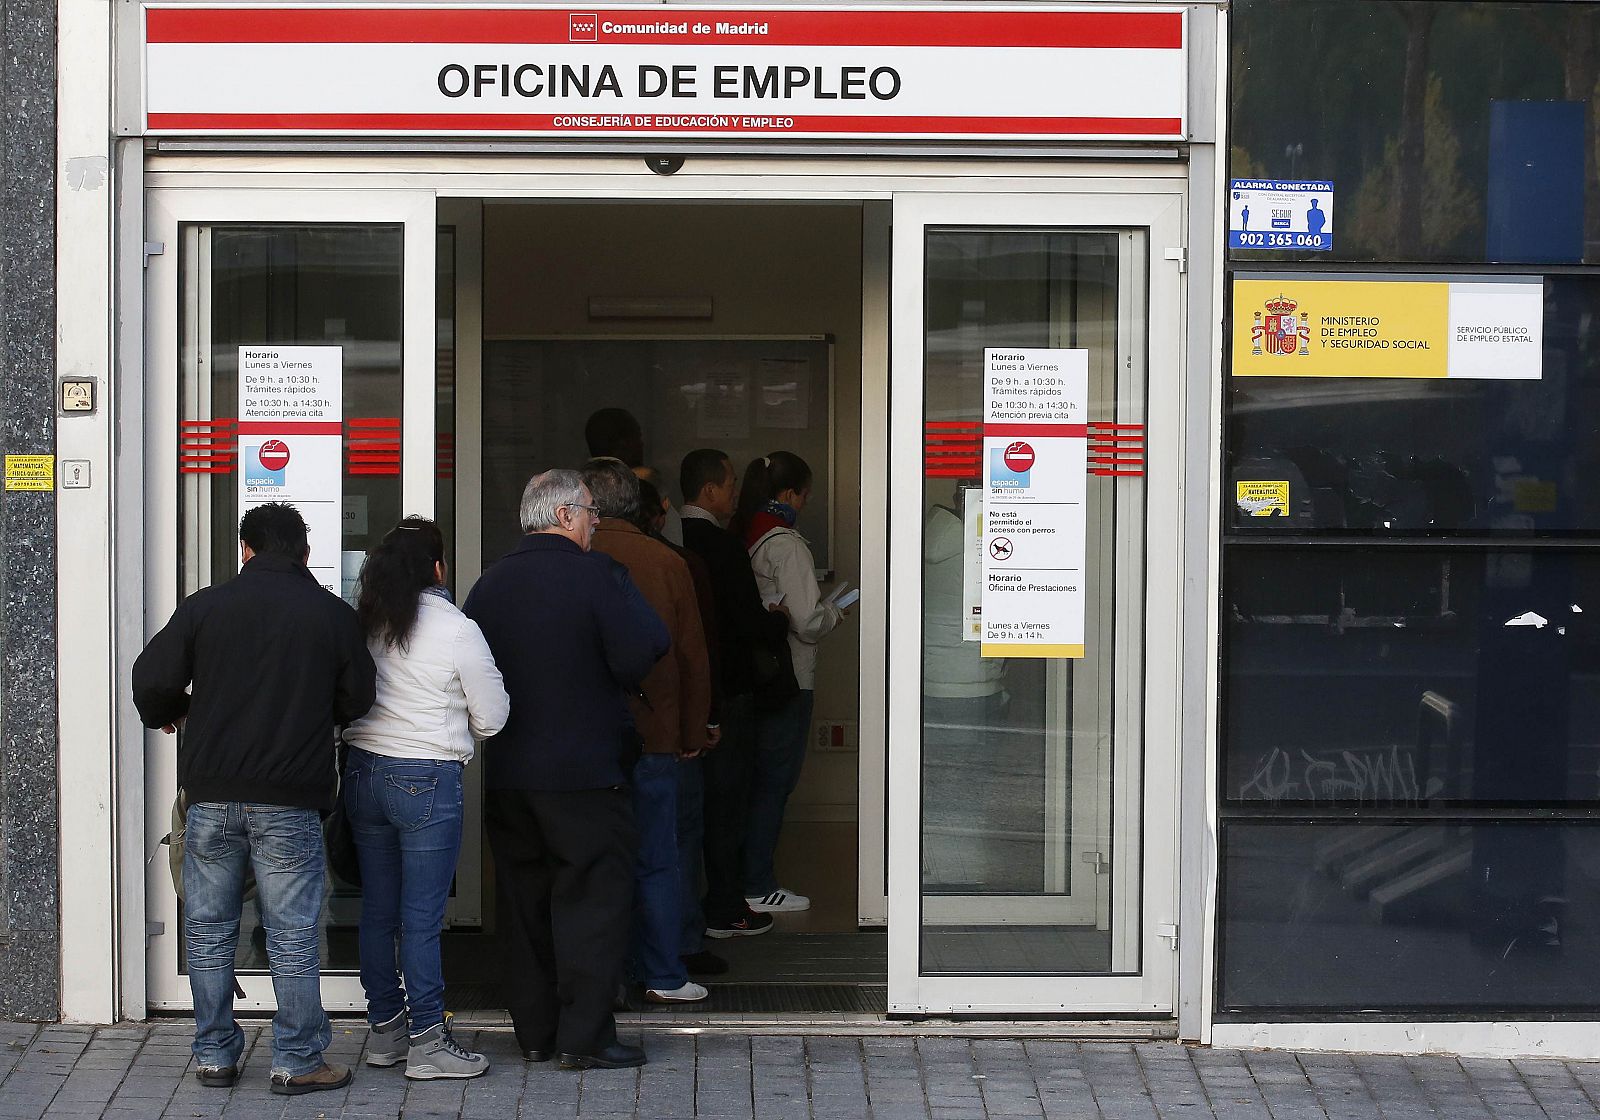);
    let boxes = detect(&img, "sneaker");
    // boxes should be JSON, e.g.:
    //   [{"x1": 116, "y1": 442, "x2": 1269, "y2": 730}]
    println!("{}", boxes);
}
[
  {"x1": 705, "y1": 909, "x2": 775, "y2": 938},
  {"x1": 365, "y1": 1009, "x2": 408, "y2": 1068},
  {"x1": 745, "y1": 888, "x2": 810, "y2": 913},
  {"x1": 270, "y1": 1062, "x2": 353, "y2": 1096},
  {"x1": 195, "y1": 1065, "x2": 238, "y2": 1088},
  {"x1": 404, "y1": 1020, "x2": 489, "y2": 1081},
  {"x1": 644, "y1": 981, "x2": 709, "y2": 1003}
]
